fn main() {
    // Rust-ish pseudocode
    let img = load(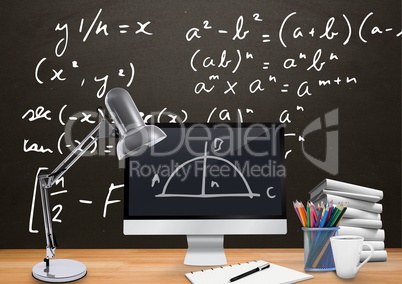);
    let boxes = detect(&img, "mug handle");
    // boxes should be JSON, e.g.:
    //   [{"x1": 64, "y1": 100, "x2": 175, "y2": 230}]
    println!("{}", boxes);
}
[{"x1": 355, "y1": 243, "x2": 374, "y2": 273}]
